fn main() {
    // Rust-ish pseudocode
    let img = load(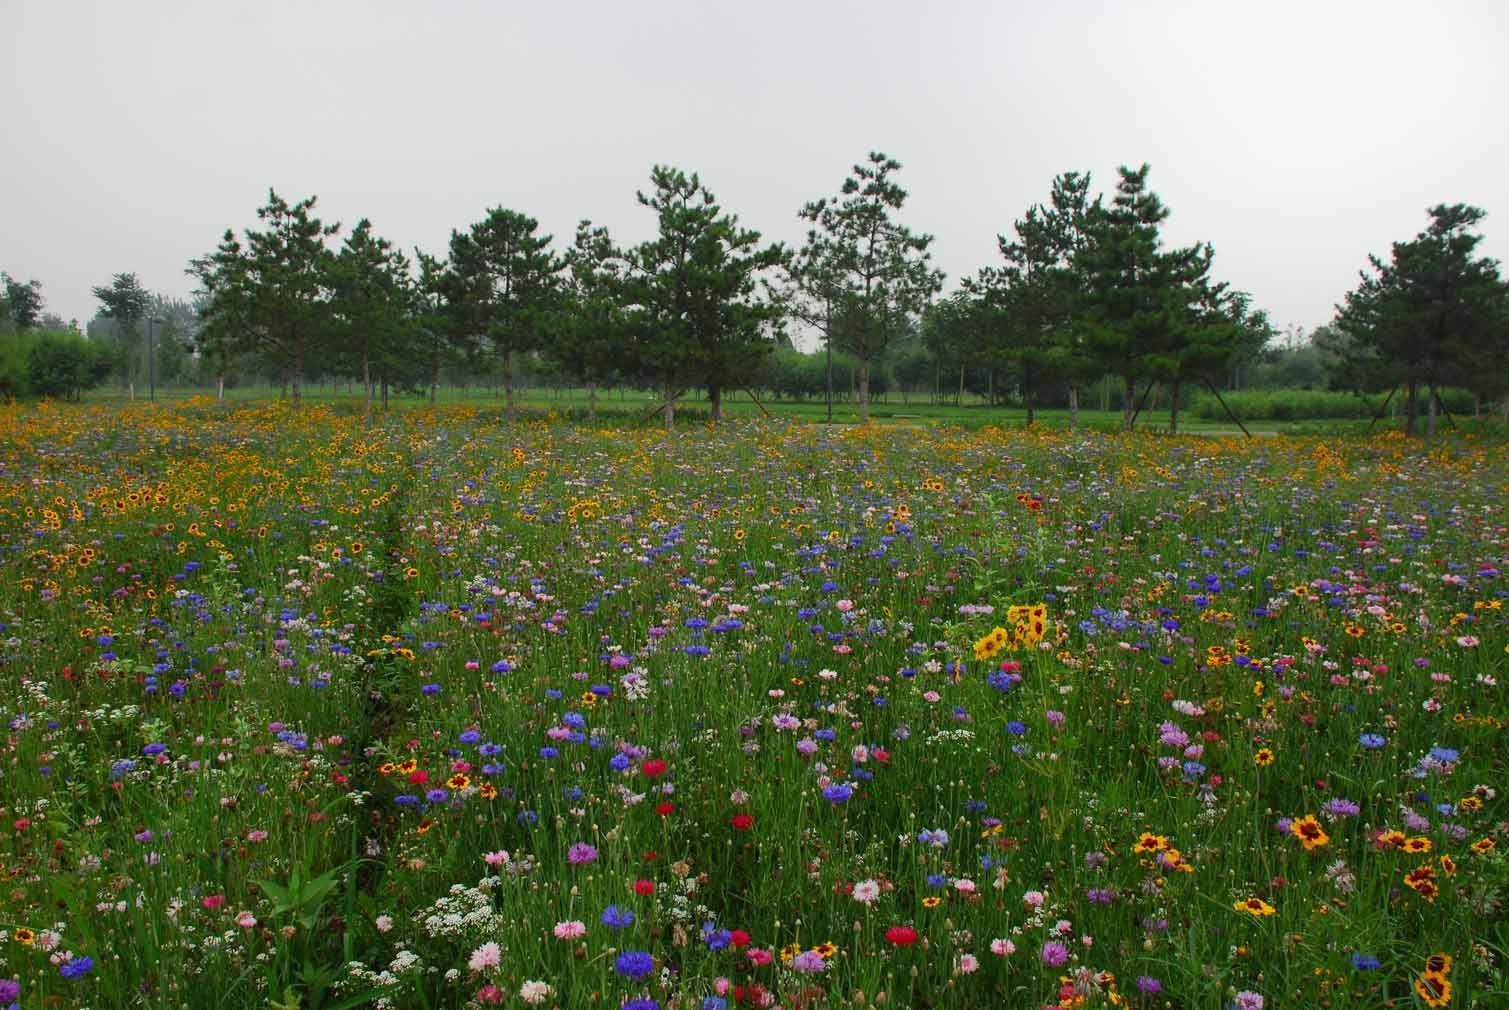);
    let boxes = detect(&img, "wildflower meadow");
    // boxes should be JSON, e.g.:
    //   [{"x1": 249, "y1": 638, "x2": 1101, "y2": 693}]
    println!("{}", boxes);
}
[{"x1": 0, "y1": 401, "x2": 1503, "y2": 1010}]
